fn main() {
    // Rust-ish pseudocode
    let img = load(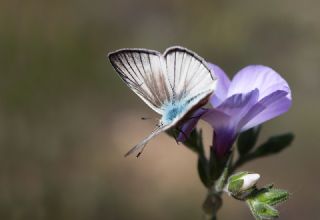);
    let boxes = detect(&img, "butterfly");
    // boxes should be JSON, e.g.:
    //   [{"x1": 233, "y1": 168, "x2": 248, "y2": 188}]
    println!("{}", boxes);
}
[{"x1": 108, "y1": 46, "x2": 217, "y2": 157}]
